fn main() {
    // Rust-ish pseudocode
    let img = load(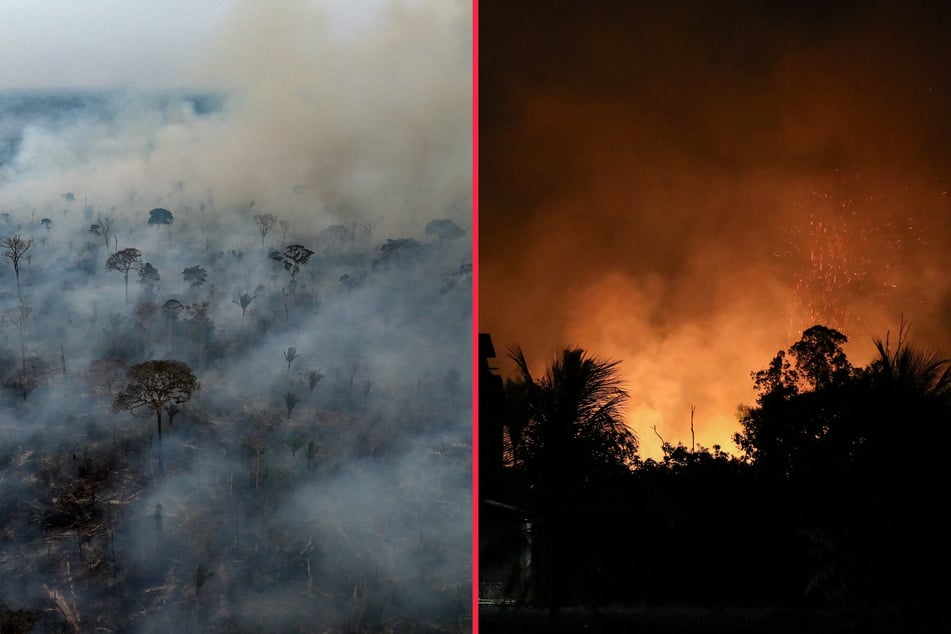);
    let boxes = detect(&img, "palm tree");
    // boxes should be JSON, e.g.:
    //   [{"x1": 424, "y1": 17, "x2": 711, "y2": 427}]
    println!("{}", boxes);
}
[
  {"x1": 504, "y1": 346, "x2": 637, "y2": 611},
  {"x1": 506, "y1": 346, "x2": 636, "y2": 476},
  {"x1": 871, "y1": 325, "x2": 951, "y2": 398}
]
